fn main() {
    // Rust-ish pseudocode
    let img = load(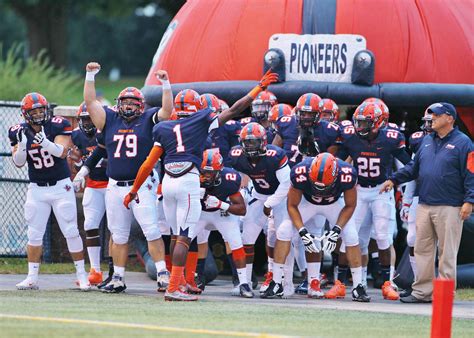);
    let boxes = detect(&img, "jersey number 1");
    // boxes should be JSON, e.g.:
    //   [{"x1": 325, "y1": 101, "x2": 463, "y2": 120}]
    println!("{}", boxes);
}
[{"x1": 173, "y1": 124, "x2": 185, "y2": 153}]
